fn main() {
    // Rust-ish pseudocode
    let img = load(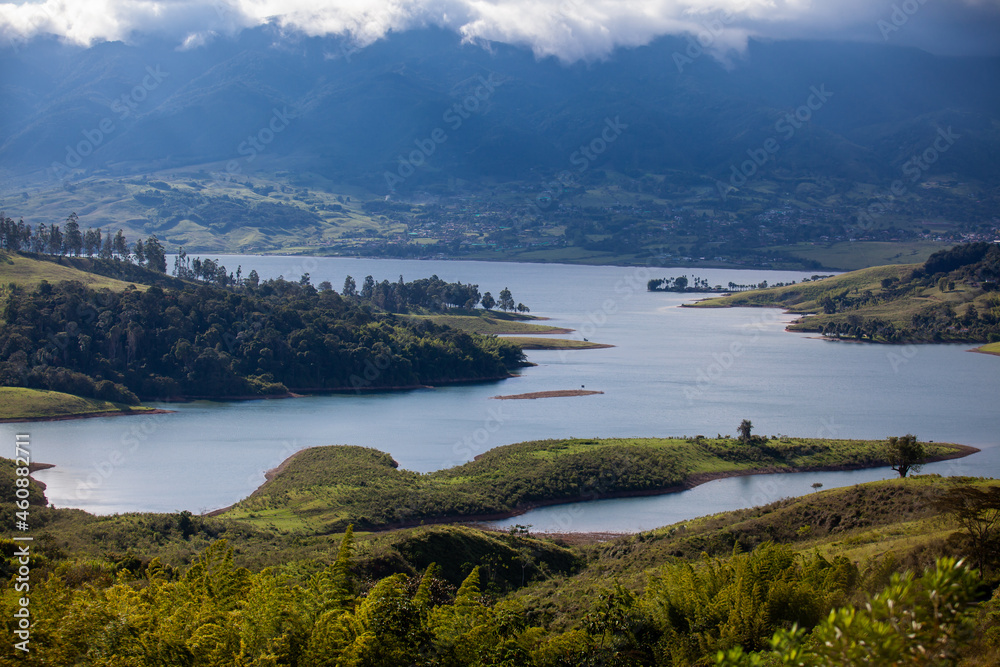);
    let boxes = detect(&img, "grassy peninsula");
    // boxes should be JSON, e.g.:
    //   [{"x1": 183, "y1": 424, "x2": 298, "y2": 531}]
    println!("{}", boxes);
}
[
  {"x1": 220, "y1": 435, "x2": 975, "y2": 533},
  {"x1": 0, "y1": 387, "x2": 160, "y2": 421},
  {"x1": 975, "y1": 341, "x2": 1000, "y2": 356},
  {"x1": 691, "y1": 242, "x2": 1000, "y2": 343}
]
